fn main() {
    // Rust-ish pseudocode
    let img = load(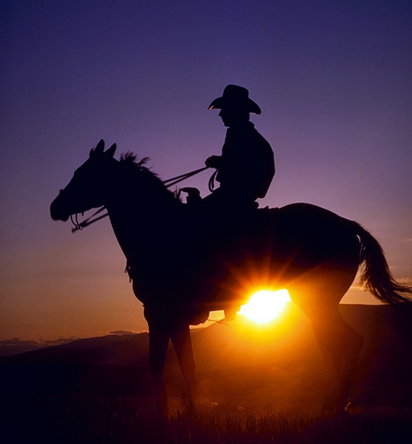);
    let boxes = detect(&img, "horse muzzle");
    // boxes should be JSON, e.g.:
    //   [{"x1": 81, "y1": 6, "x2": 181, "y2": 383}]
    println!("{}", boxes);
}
[{"x1": 50, "y1": 192, "x2": 70, "y2": 221}]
